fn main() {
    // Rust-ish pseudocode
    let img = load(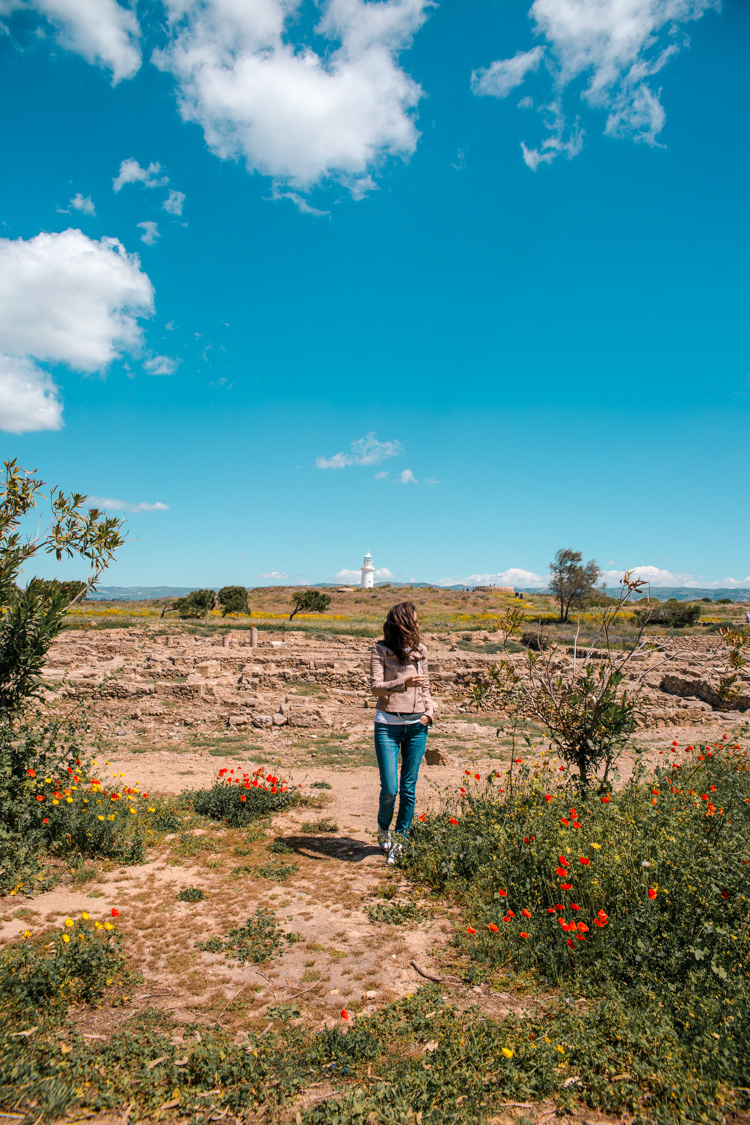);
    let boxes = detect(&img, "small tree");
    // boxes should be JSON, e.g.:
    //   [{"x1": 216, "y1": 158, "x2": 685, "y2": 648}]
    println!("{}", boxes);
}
[
  {"x1": 549, "y1": 548, "x2": 602, "y2": 622},
  {"x1": 218, "y1": 586, "x2": 249, "y2": 616},
  {"x1": 171, "y1": 589, "x2": 216, "y2": 618},
  {"x1": 289, "y1": 589, "x2": 332, "y2": 620},
  {"x1": 496, "y1": 606, "x2": 525, "y2": 649}
]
